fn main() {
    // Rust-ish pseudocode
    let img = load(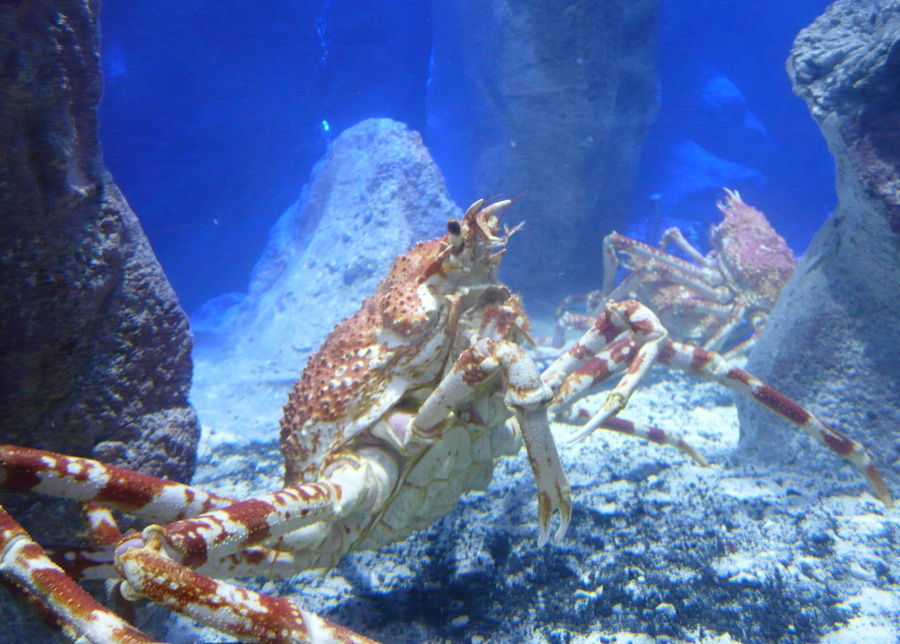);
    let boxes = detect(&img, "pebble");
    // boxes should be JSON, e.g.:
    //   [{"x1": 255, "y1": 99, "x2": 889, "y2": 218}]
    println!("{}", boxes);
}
[{"x1": 655, "y1": 602, "x2": 677, "y2": 618}]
